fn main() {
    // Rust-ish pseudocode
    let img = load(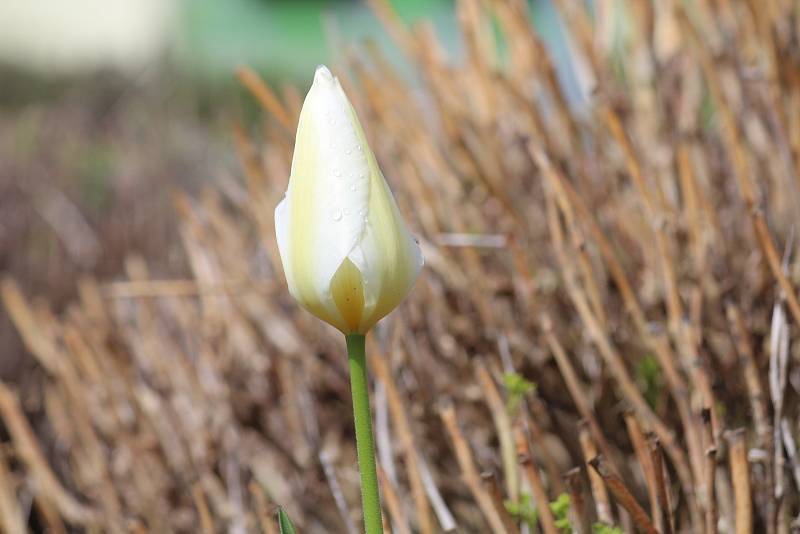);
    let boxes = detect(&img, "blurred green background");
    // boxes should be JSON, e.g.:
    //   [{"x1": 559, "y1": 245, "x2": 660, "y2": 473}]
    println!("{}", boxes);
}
[{"x1": 0, "y1": 0, "x2": 573, "y2": 93}]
